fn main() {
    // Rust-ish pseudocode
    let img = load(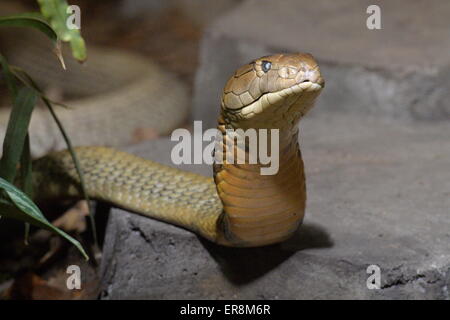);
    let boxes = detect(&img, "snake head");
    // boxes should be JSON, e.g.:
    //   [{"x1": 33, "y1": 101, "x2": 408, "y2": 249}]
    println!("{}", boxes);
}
[{"x1": 221, "y1": 53, "x2": 324, "y2": 128}]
